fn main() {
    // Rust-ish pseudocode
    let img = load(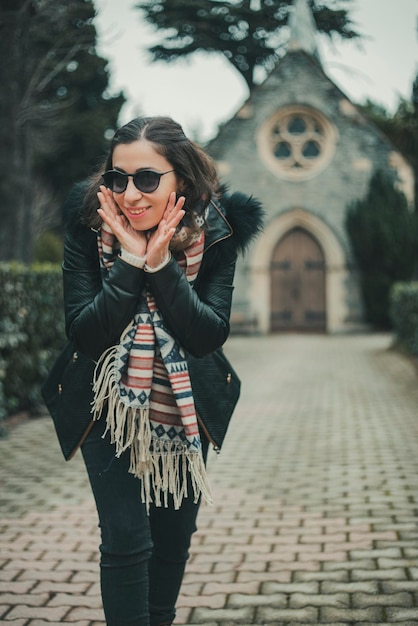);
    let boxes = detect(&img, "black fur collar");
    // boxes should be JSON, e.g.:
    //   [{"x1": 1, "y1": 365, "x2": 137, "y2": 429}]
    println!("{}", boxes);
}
[{"x1": 218, "y1": 191, "x2": 265, "y2": 254}]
